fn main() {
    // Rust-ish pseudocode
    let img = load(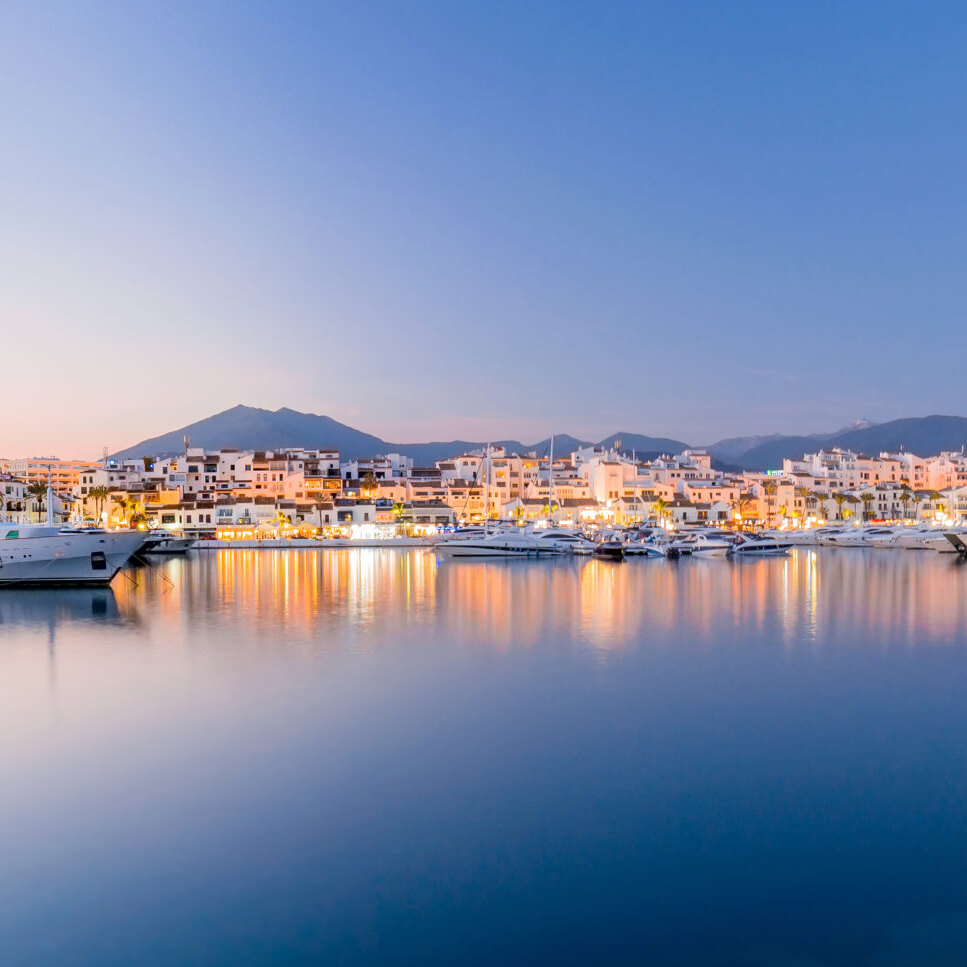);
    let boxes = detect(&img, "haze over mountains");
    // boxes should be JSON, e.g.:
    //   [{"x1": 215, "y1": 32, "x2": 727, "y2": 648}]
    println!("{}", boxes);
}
[{"x1": 113, "y1": 405, "x2": 967, "y2": 470}]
